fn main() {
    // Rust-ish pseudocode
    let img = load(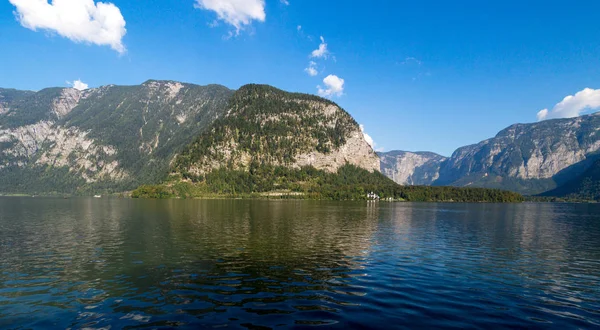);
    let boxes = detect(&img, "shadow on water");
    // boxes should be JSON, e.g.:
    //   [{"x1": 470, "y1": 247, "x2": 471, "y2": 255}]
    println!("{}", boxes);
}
[{"x1": 0, "y1": 198, "x2": 599, "y2": 328}]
